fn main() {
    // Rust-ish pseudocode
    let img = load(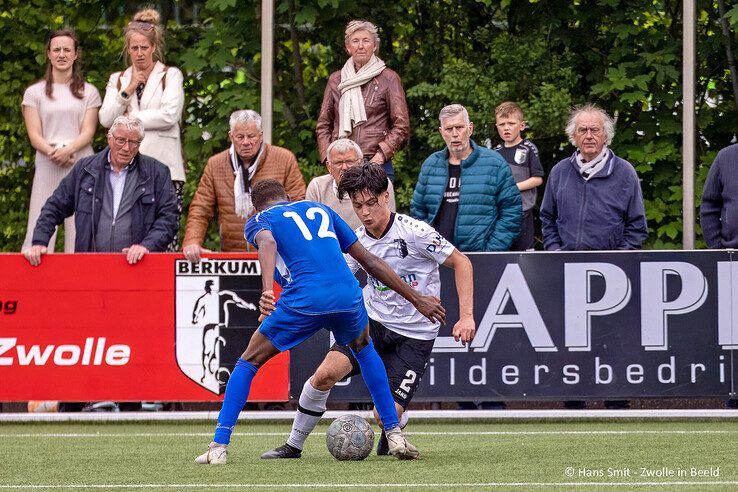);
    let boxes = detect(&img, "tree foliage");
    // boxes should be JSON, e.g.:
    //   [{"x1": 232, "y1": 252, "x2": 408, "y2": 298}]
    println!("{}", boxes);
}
[{"x1": 1, "y1": 0, "x2": 737, "y2": 251}]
